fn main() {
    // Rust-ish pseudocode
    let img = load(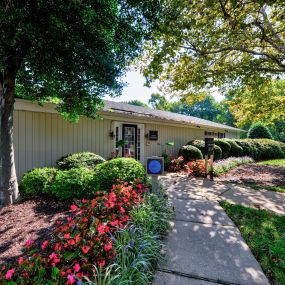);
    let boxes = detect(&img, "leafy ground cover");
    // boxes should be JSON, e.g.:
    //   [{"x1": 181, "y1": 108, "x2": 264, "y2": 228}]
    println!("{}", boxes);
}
[
  {"x1": 0, "y1": 181, "x2": 172, "y2": 284},
  {"x1": 220, "y1": 201, "x2": 285, "y2": 285},
  {"x1": 258, "y1": 159, "x2": 285, "y2": 167}
]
